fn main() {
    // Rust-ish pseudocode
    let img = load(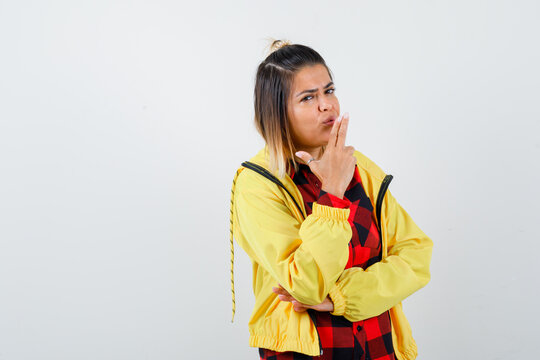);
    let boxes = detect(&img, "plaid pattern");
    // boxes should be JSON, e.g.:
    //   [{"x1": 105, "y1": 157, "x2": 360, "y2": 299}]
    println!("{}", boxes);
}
[{"x1": 259, "y1": 162, "x2": 396, "y2": 360}]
